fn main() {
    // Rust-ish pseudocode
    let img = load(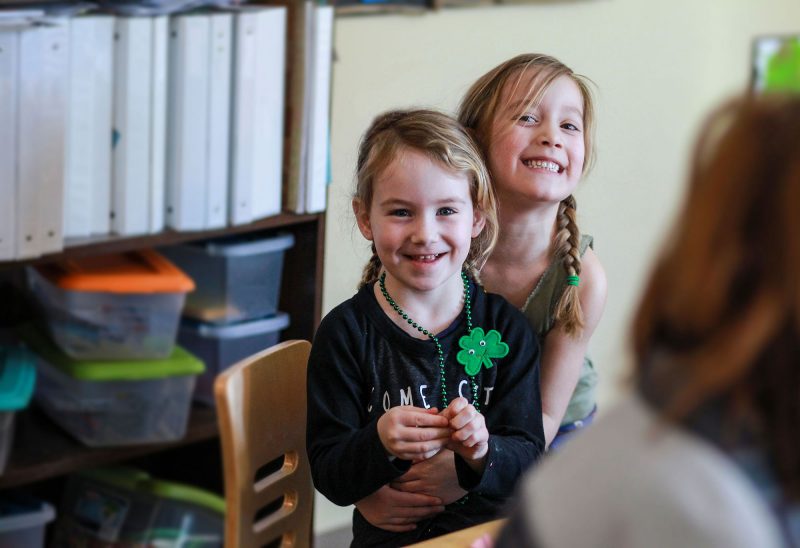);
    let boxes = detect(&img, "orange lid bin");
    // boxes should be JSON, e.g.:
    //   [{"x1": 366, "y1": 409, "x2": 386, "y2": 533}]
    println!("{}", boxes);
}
[{"x1": 34, "y1": 250, "x2": 195, "y2": 294}]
